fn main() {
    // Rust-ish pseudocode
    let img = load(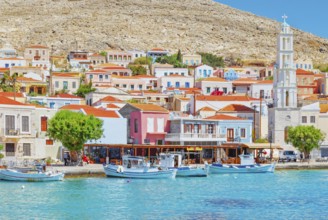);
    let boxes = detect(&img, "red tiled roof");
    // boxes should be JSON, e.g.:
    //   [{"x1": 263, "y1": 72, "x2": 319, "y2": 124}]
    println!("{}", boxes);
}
[
  {"x1": 232, "y1": 78, "x2": 258, "y2": 84},
  {"x1": 50, "y1": 93, "x2": 82, "y2": 99},
  {"x1": 203, "y1": 77, "x2": 227, "y2": 82},
  {"x1": 196, "y1": 95, "x2": 258, "y2": 101},
  {"x1": 16, "y1": 76, "x2": 42, "y2": 82},
  {"x1": 0, "y1": 92, "x2": 25, "y2": 98},
  {"x1": 87, "y1": 69, "x2": 107, "y2": 73},
  {"x1": 205, "y1": 114, "x2": 245, "y2": 120},
  {"x1": 107, "y1": 103, "x2": 120, "y2": 108},
  {"x1": 150, "y1": 48, "x2": 166, "y2": 51},
  {"x1": 60, "y1": 104, "x2": 120, "y2": 118},
  {"x1": 102, "y1": 66, "x2": 129, "y2": 70},
  {"x1": 0, "y1": 57, "x2": 24, "y2": 60},
  {"x1": 27, "y1": 45, "x2": 48, "y2": 49},
  {"x1": 0, "y1": 95, "x2": 27, "y2": 106},
  {"x1": 197, "y1": 106, "x2": 216, "y2": 112},
  {"x1": 218, "y1": 104, "x2": 254, "y2": 112},
  {"x1": 98, "y1": 95, "x2": 123, "y2": 103},
  {"x1": 52, "y1": 72, "x2": 80, "y2": 78},
  {"x1": 130, "y1": 103, "x2": 169, "y2": 113},
  {"x1": 0, "y1": 68, "x2": 10, "y2": 71},
  {"x1": 296, "y1": 69, "x2": 314, "y2": 75}
]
